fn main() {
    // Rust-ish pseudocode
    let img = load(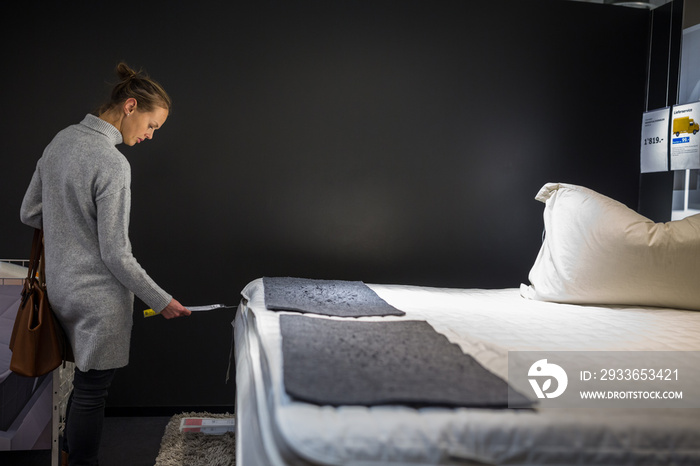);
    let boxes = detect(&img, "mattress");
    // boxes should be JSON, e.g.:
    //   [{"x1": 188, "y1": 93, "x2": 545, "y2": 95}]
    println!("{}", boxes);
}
[
  {"x1": 0, "y1": 261, "x2": 28, "y2": 286},
  {"x1": 234, "y1": 277, "x2": 700, "y2": 465}
]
